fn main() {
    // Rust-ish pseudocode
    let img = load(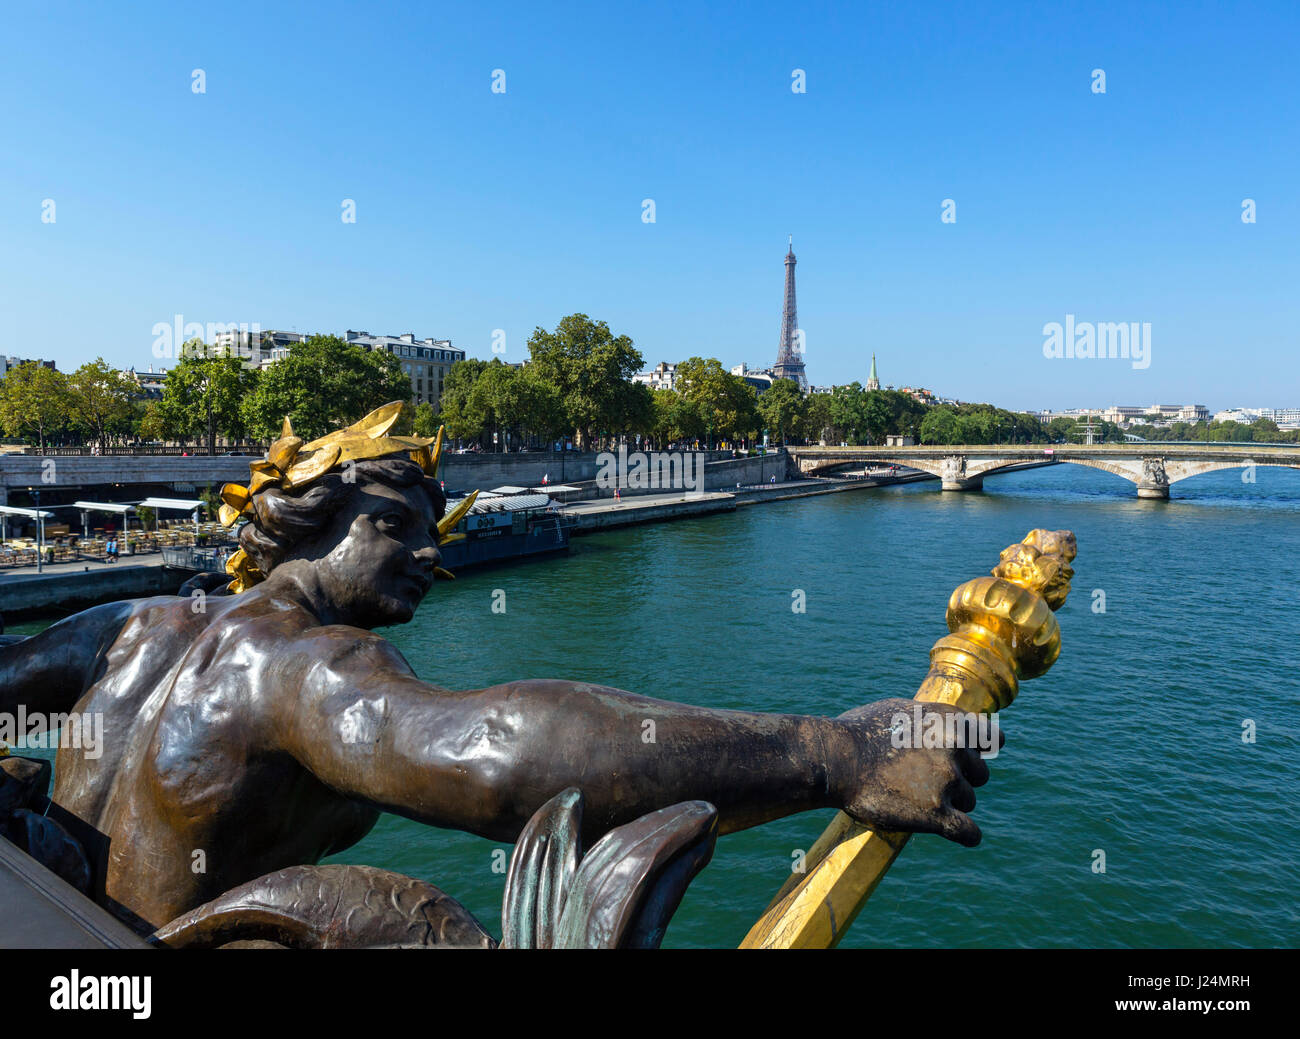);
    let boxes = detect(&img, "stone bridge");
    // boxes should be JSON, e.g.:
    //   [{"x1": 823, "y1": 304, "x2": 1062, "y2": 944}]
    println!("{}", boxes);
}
[{"x1": 790, "y1": 444, "x2": 1300, "y2": 498}]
